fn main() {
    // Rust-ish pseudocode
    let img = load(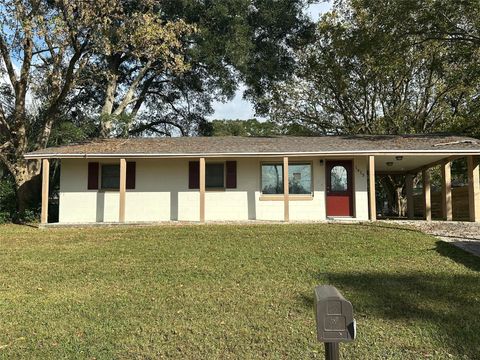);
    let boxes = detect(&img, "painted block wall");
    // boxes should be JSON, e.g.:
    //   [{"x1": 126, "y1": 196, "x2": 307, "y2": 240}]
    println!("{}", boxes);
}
[{"x1": 59, "y1": 156, "x2": 369, "y2": 223}]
